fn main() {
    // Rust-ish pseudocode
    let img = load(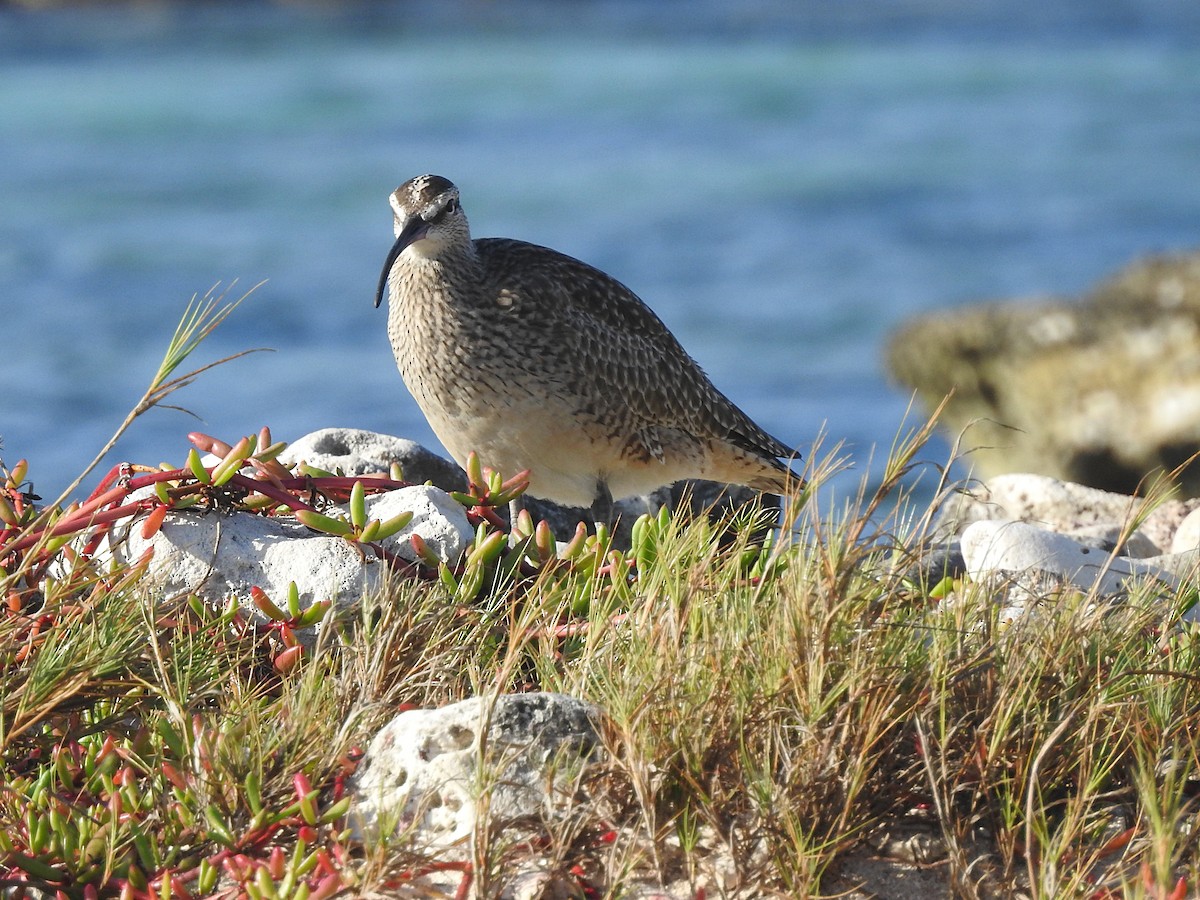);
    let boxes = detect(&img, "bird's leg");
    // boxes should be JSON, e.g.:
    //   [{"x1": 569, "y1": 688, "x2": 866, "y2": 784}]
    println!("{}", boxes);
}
[{"x1": 590, "y1": 480, "x2": 615, "y2": 533}]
